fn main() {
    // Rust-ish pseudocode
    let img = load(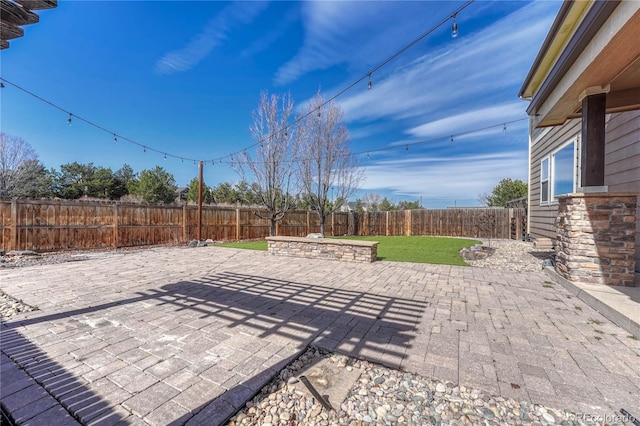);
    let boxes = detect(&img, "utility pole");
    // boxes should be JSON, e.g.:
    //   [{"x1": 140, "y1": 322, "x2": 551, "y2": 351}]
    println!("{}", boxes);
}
[{"x1": 198, "y1": 161, "x2": 203, "y2": 241}]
